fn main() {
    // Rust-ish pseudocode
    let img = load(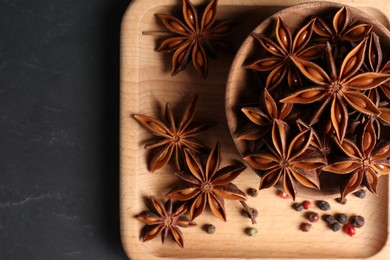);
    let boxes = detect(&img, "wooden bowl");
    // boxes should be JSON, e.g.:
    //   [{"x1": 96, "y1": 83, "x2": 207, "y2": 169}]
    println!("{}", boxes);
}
[{"x1": 225, "y1": 1, "x2": 390, "y2": 199}]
